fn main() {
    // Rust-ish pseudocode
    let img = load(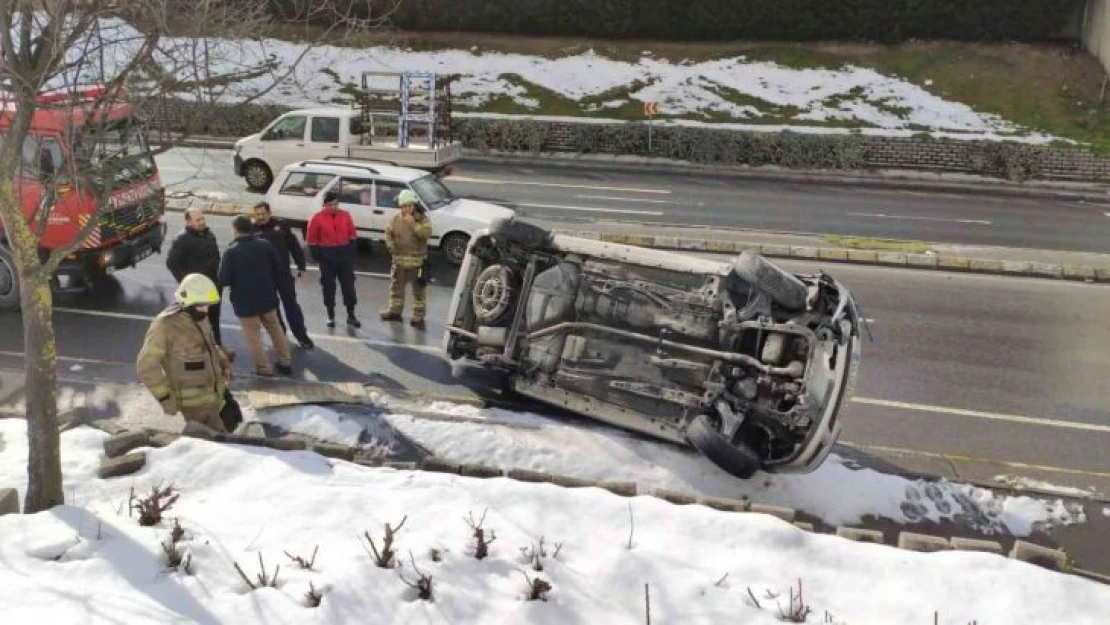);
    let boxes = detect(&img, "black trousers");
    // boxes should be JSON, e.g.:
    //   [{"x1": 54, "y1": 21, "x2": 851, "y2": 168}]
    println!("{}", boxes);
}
[
  {"x1": 319, "y1": 258, "x2": 357, "y2": 313},
  {"x1": 273, "y1": 271, "x2": 310, "y2": 341},
  {"x1": 208, "y1": 301, "x2": 223, "y2": 346}
]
